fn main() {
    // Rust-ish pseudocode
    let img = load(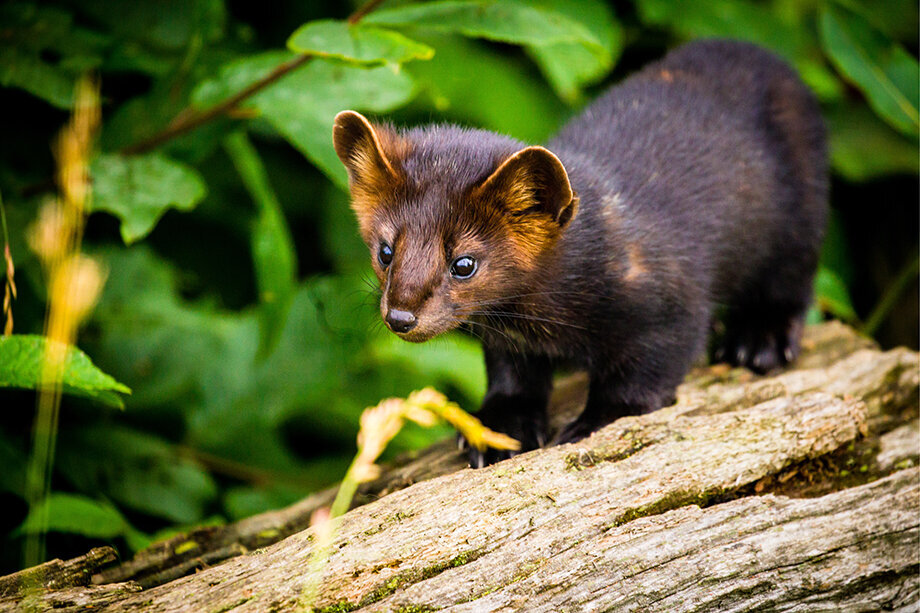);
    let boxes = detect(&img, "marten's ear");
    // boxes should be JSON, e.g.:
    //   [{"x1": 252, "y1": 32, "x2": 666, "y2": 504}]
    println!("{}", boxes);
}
[
  {"x1": 476, "y1": 146, "x2": 577, "y2": 229},
  {"x1": 333, "y1": 111, "x2": 406, "y2": 230},
  {"x1": 333, "y1": 110, "x2": 399, "y2": 191}
]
